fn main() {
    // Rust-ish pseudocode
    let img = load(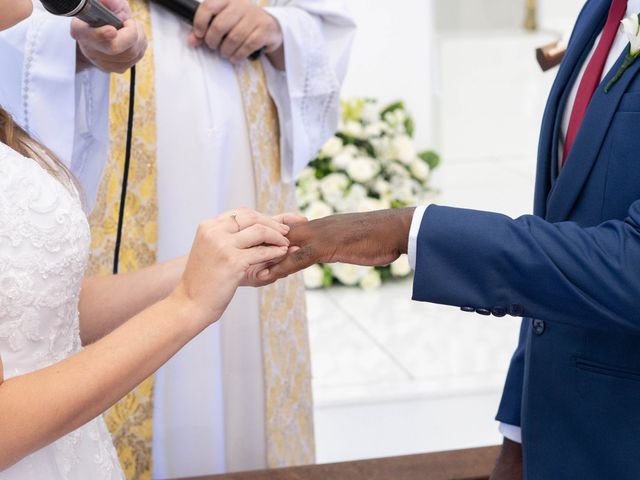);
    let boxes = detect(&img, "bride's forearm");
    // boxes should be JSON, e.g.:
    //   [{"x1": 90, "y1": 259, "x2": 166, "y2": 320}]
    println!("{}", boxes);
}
[
  {"x1": 0, "y1": 294, "x2": 206, "y2": 471},
  {"x1": 0, "y1": 209, "x2": 289, "y2": 471},
  {"x1": 79, "y1": 257, "x2": 187, "y2": 345}
]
